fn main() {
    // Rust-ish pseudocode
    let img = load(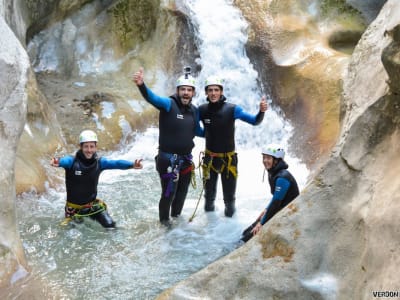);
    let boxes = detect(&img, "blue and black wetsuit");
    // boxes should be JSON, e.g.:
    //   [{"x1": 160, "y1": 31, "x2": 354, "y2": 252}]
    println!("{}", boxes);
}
[
  {"x1": 59, "y1": 150, "x2": 133, "y2": 228},
  {"x1": 241, "y1": 159, "x2": 299, "y2": 242},
  {"x1": 137, "y1": 83, "x2": 203, "y2": 223},
  {"x1": 199, "y1": 96, "x2": 264, "y2": 217}
]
